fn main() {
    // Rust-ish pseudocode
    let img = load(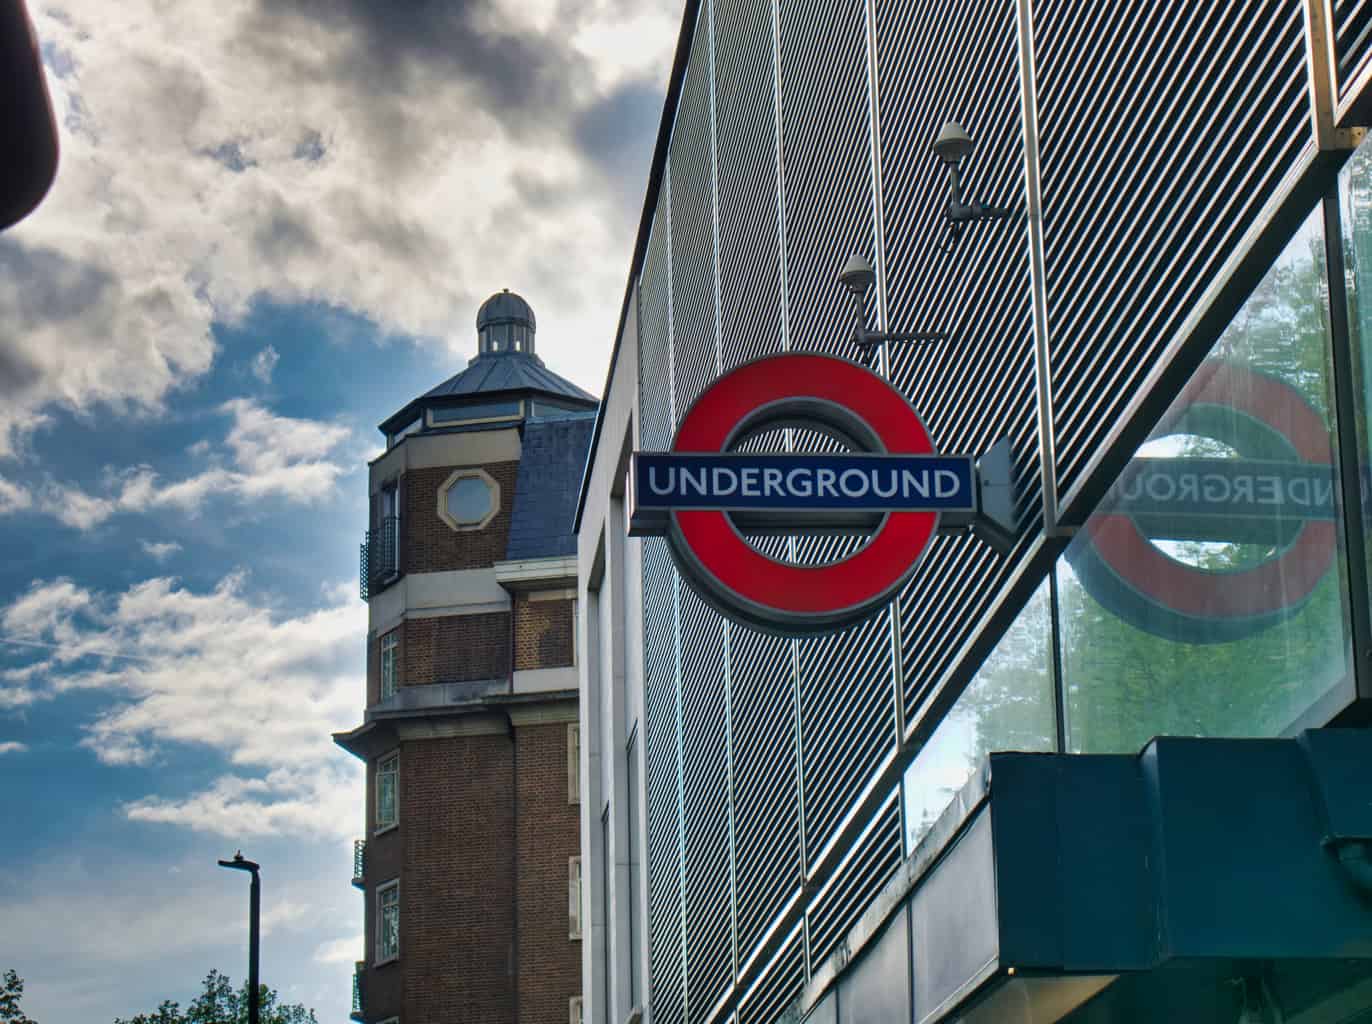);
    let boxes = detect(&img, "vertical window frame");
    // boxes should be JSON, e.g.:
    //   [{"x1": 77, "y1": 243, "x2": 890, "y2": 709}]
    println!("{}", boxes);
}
[
  {"x1": 376, "y1": 879, "x2": 400, "y2": 964},
  {"x1": 375, "y1": 750, "x2": 399, "y2": 833},
  {"x1": 568, "y1": 722, "x2": 580, "y2": 804},
  {"x1": 380, "y1": 630, "x2": 399, "y2": 701},
  {"x1": 569, "y1": 855, "x2": 582, "y2": 940}
]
